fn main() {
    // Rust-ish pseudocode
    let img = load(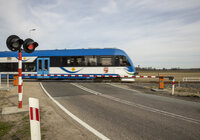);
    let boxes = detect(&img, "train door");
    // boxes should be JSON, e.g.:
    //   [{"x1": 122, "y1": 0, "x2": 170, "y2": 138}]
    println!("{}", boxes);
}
[{"x1": 37, "y1": 58, "x2": 50, "y2": 74}]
